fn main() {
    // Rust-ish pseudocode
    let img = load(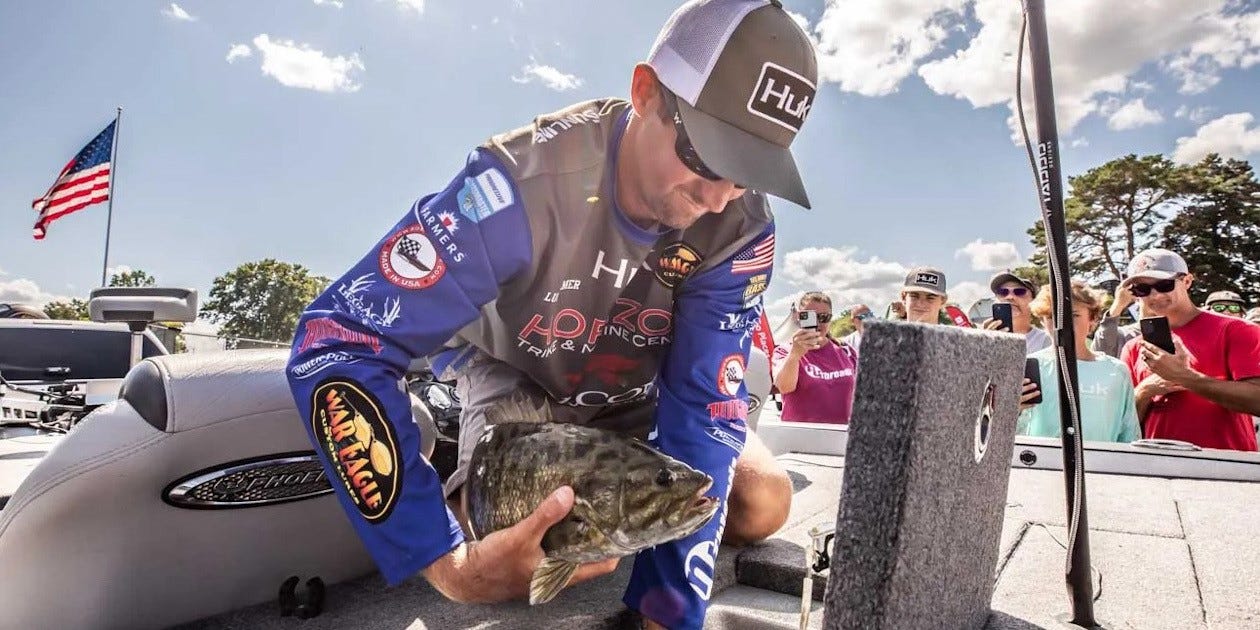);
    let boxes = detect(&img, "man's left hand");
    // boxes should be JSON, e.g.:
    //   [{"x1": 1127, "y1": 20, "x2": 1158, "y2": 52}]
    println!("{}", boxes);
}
[{"x1": 1141, "y1": 337, "x2": 1199, "y2": 386}]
